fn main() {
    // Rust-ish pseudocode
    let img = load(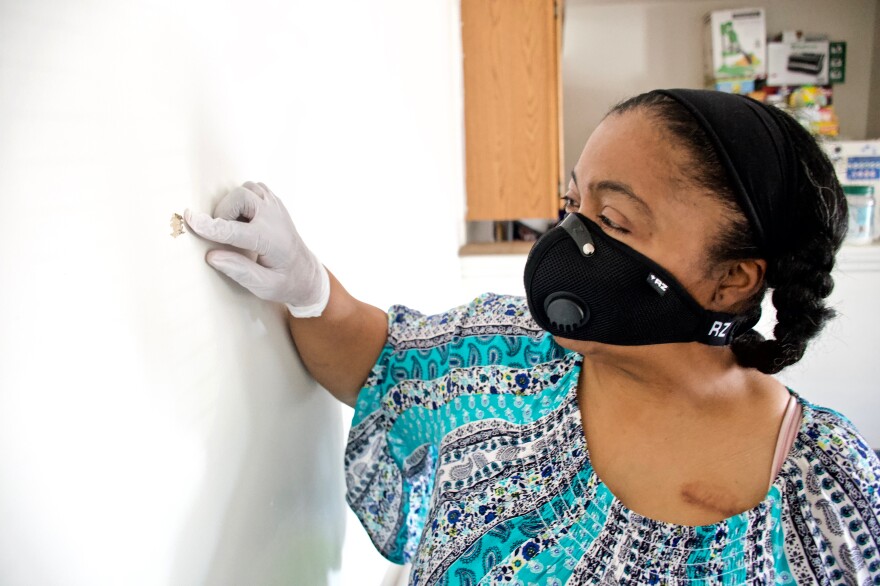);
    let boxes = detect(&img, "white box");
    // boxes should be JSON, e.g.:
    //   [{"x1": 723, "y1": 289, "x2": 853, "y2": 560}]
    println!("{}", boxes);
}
[
  {"x1": 704, "y1": 8, "x2": 766, "y2": 80},
  {"x1": 824, "y1": 140, "x2": 880, "y2": 183},
  {"x1": 824, "y1": 140, "x2": 880, "y2": 237},
  {"x1": 767, "y1": 41, "x2": 830, "y2": 86}
]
